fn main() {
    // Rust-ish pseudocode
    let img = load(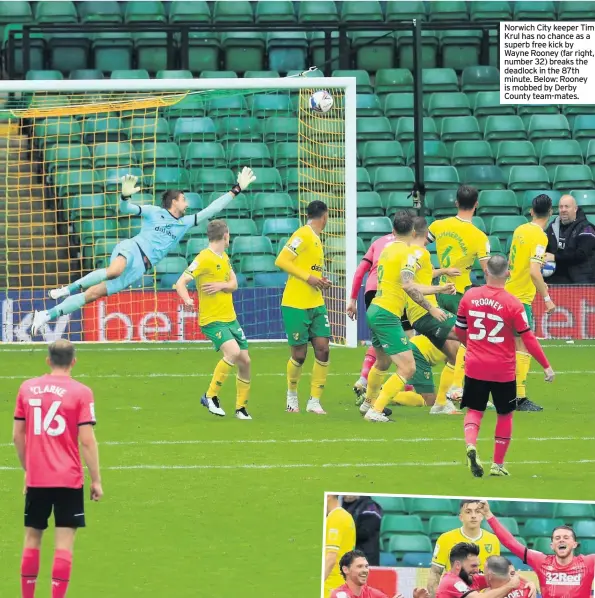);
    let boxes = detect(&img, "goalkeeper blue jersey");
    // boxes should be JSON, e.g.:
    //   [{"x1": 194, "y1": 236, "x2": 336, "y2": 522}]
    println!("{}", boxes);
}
[{"x1": 119, "y1": 192, "x2": 234, "y2": 266}]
